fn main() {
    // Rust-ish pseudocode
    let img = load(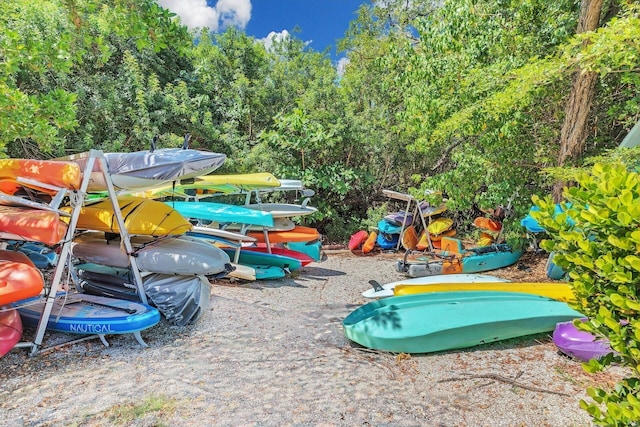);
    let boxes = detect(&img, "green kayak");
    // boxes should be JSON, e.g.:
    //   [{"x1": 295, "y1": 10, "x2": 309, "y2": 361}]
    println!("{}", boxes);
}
[{"x1": 342, "y1": 291, "x2": 583, "y2": 353}]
